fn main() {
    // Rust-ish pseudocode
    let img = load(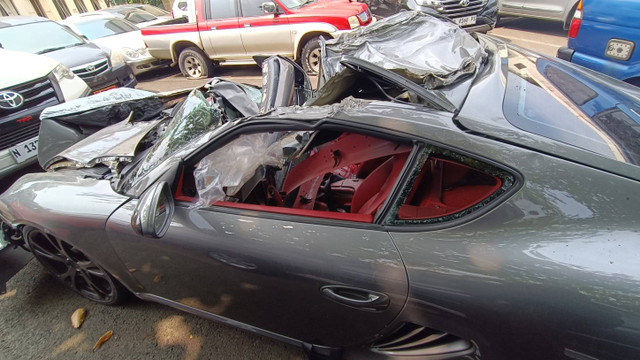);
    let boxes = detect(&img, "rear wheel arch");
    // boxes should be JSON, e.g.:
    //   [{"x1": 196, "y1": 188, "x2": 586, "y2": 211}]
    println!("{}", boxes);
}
[{"x1": 171, "y1": 41, "x2": 205, "y2": 63}]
